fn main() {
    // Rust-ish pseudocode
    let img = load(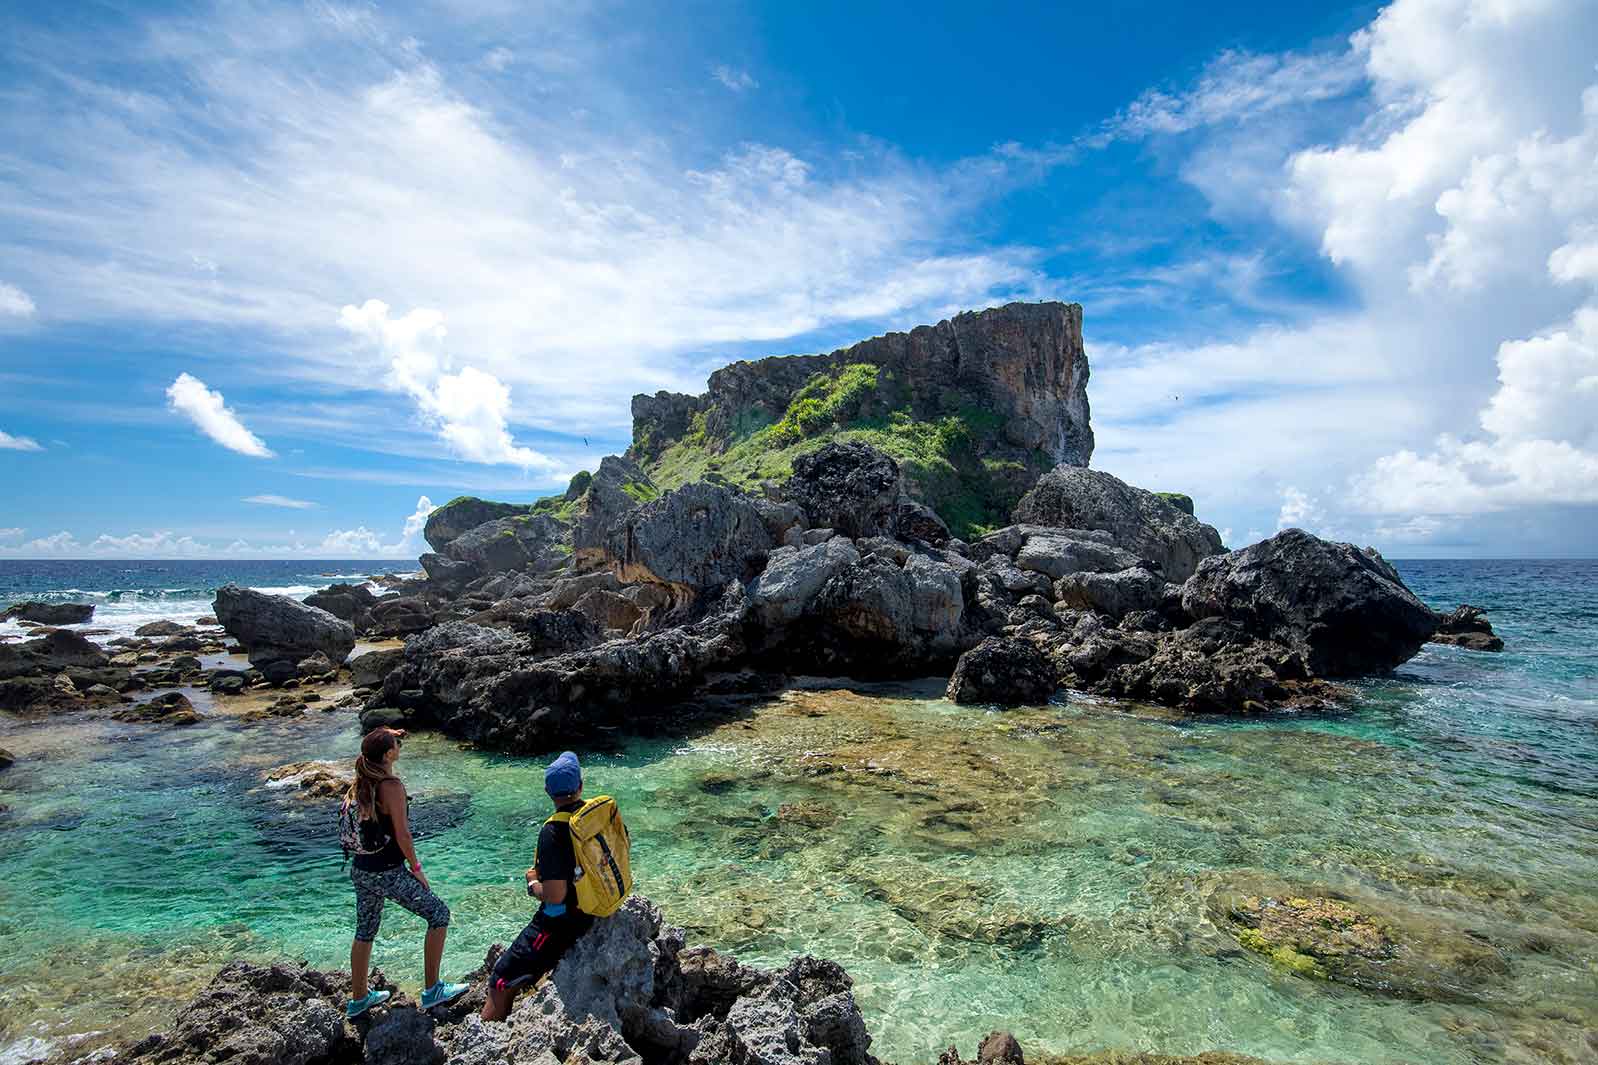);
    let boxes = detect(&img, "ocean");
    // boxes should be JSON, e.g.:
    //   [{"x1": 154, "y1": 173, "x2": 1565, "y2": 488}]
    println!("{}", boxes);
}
[{"x1": 0, "y1": 558, "x2": 1595, "y2": 1065}]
